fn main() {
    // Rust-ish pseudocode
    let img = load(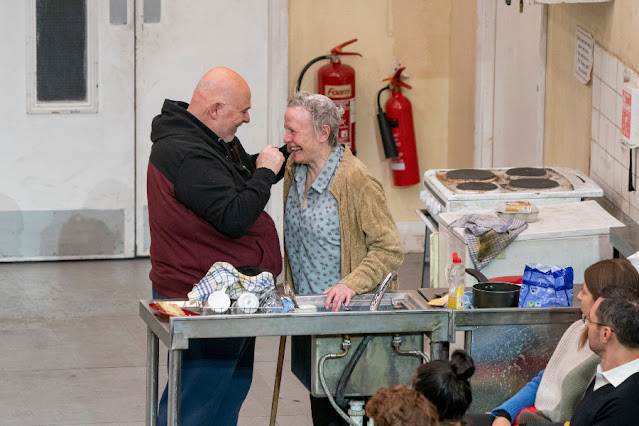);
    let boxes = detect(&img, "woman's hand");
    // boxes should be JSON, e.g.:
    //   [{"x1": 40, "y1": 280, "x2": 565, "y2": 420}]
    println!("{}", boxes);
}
[
  {"x1": 492, "y1": 416, "x2": 511, "y2": 426},
  {"x1": 323, "y1": 283, "x2": 356, "y2": 312}
]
